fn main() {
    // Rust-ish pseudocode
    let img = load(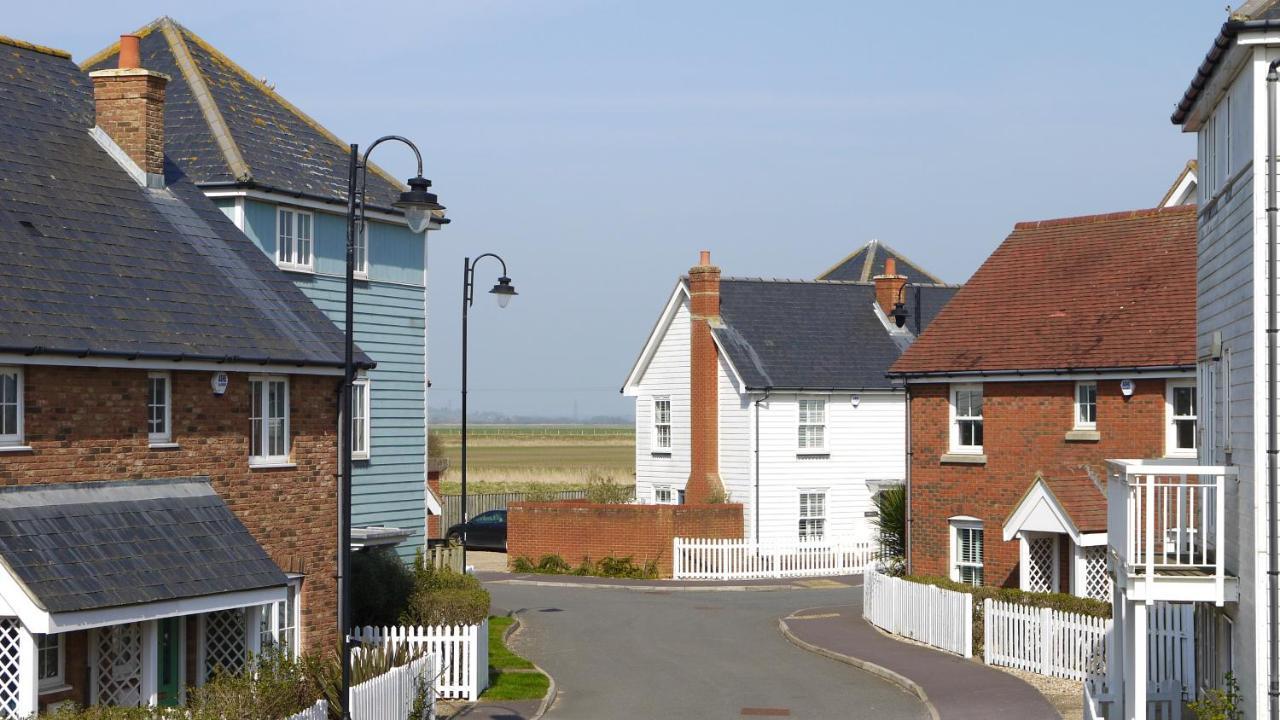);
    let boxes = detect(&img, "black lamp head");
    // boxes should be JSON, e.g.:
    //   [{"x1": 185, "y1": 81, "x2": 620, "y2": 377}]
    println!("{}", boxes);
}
[
  {"x1": 891, "y1": 302, "x2": 910, "y2": 328},
  {"x1": 393, "y1": 175, "x2": 445, "y2": 234},
  {"x1": 489, "y1": 276, "x2": 518, "y2": 308}
]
